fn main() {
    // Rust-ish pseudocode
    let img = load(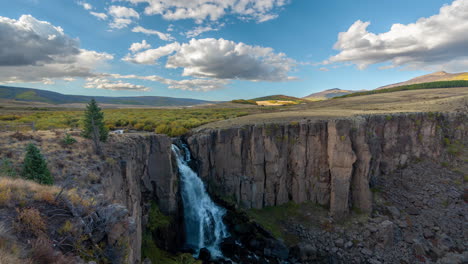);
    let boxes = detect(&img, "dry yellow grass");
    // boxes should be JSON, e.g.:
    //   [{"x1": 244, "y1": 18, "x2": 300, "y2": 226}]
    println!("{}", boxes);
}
[
  {"x1": 197, "y1": 87, "x2": 468, "y2": 129},
  {"x1": 256, "y1": 100, "x2": 297, "y2": 106},
  {"x1": 0, "y1": 177, "x2": 94, "y2": 208}
]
